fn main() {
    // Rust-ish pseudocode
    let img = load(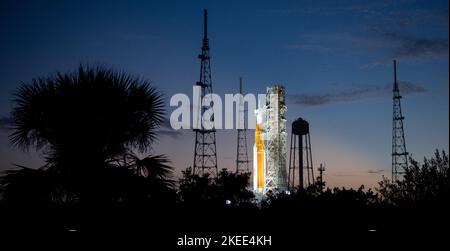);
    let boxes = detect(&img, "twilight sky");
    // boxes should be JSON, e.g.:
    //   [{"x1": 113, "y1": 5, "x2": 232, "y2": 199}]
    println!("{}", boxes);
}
[{"x1": 0, "y1": 0, "x2": 448, "y2": 188}]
